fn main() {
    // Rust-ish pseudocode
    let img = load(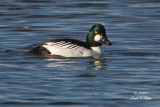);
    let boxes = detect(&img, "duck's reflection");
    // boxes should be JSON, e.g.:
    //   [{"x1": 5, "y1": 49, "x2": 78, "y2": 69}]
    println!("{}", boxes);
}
[
  {"x1": 45, "y1": 57, "x2": 107, "y2": 70},
  {"x1": 88, "y1": 57, "x2": 107, "y2": 70}
]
